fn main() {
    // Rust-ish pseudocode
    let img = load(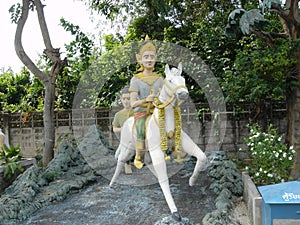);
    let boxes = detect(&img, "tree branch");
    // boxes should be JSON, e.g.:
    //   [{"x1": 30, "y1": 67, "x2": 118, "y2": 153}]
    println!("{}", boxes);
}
[
  {"x1": 285, "y1": 0, "x2": 300, "y2": 39},
  {"x1": 14, "y1": 0, "x2": 45, "y2": 81},
  {"x1": 250, "y1": 29, "x2": 288, "y2": 47},
  {"x1": 34, "y1": 0, "x2": 53, "y2": 50},
  {"x1": 34, "y1": 0, "x2": 65, "y2": 70},
  {"x1": 289, "y1": 0, "x2": 300, "y2": 24},
  {"x1": 270, "y1": 0, "x2": 300, "y2": 40}
]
